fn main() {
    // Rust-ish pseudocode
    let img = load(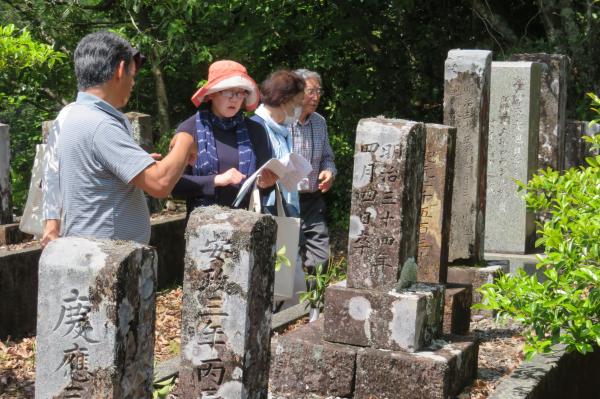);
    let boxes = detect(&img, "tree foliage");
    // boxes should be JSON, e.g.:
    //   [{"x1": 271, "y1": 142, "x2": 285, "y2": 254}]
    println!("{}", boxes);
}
[
  {"x1": 1, "y1": 0, "x2": 600, "y2": 232},
  {"x1": 478, "y1": 94, "x2": 600, "y2": 359}
]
